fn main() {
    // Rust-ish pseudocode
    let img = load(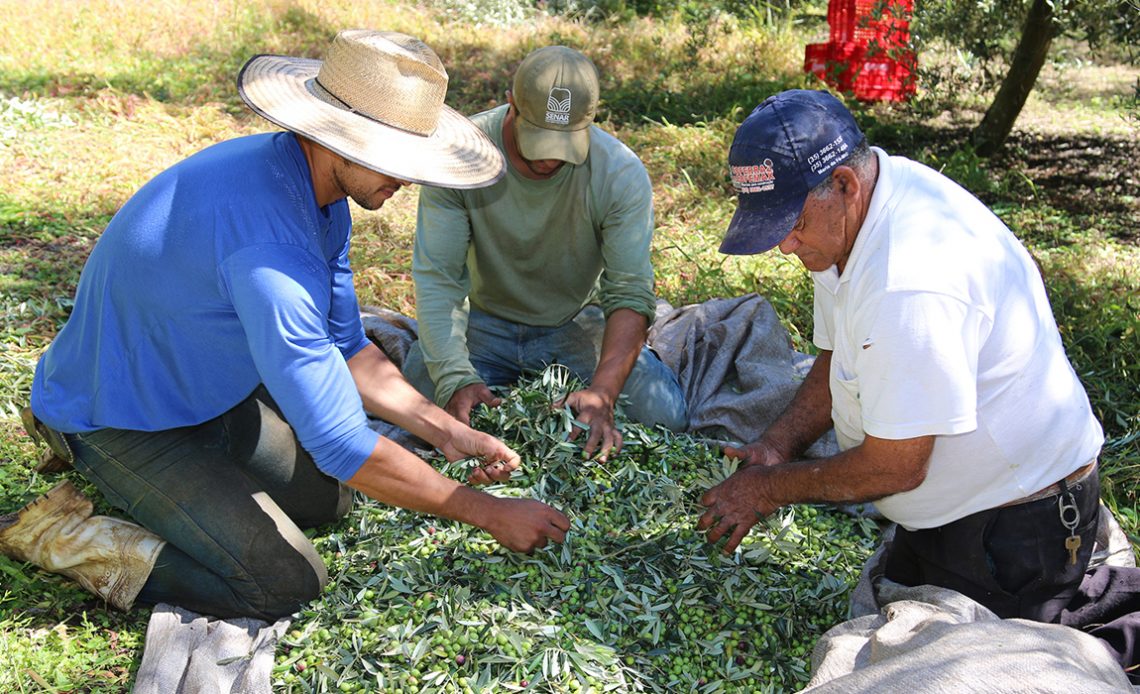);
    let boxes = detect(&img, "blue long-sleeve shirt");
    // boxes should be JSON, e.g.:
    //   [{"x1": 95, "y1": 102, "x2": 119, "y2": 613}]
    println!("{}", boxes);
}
[{"x1": 31, "y1": 132, "x2": 379, "y2": 481}]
